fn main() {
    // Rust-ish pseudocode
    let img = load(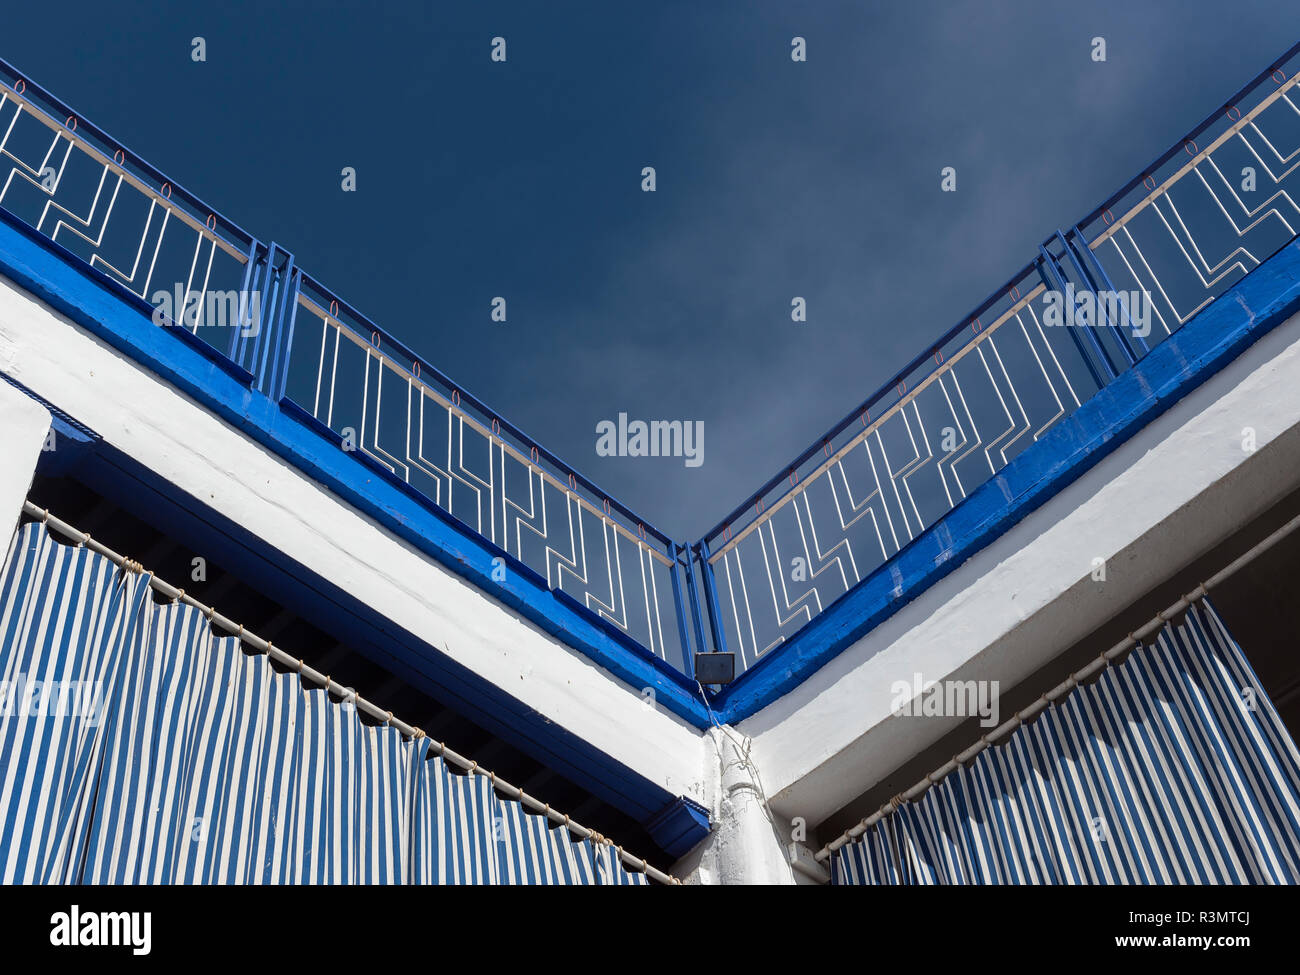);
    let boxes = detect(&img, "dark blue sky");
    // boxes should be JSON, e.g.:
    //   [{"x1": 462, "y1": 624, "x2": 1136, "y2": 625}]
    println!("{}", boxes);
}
[{"x1": 5, "y1": 2, "x2": 1299, "y2": 536}]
